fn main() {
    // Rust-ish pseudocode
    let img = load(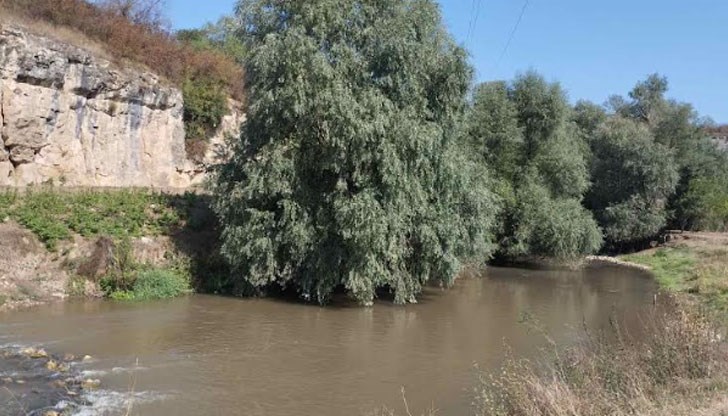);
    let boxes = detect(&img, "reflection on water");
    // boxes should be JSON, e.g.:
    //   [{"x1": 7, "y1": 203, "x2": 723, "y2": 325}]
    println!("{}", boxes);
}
[{"x1": 0, "y1": 265, "x2": 657, "y2": 416}]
